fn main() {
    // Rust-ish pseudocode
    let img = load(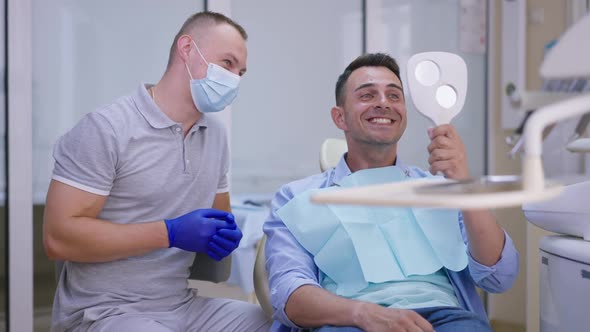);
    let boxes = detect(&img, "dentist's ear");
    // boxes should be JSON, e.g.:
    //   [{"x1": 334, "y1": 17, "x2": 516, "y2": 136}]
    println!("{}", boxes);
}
[
  {"x1": 176, "y1": 35, "x2": 194, "y2": 63},
  {"x1": 331, "y1": 106, "x2": 348, "y2": 131}
]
